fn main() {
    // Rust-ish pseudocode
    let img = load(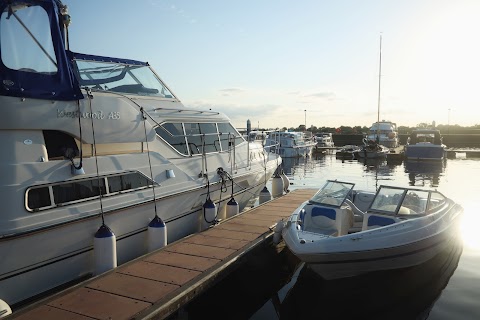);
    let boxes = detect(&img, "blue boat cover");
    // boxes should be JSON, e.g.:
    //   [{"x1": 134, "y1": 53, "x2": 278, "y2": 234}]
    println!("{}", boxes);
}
[{"x1": 0, "y1": 0, "x2": 82, "y2": 100}]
